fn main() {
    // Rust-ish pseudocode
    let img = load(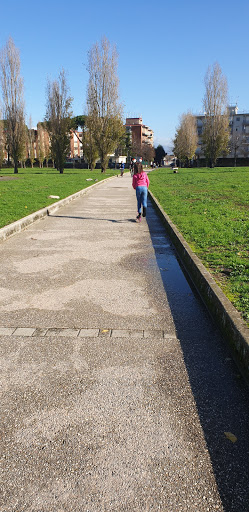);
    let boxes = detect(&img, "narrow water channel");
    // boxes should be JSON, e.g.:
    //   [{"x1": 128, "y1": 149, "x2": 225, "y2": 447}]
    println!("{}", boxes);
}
[{"x1": 147, "y1": 199, "x2": 249, "y2": 511}]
